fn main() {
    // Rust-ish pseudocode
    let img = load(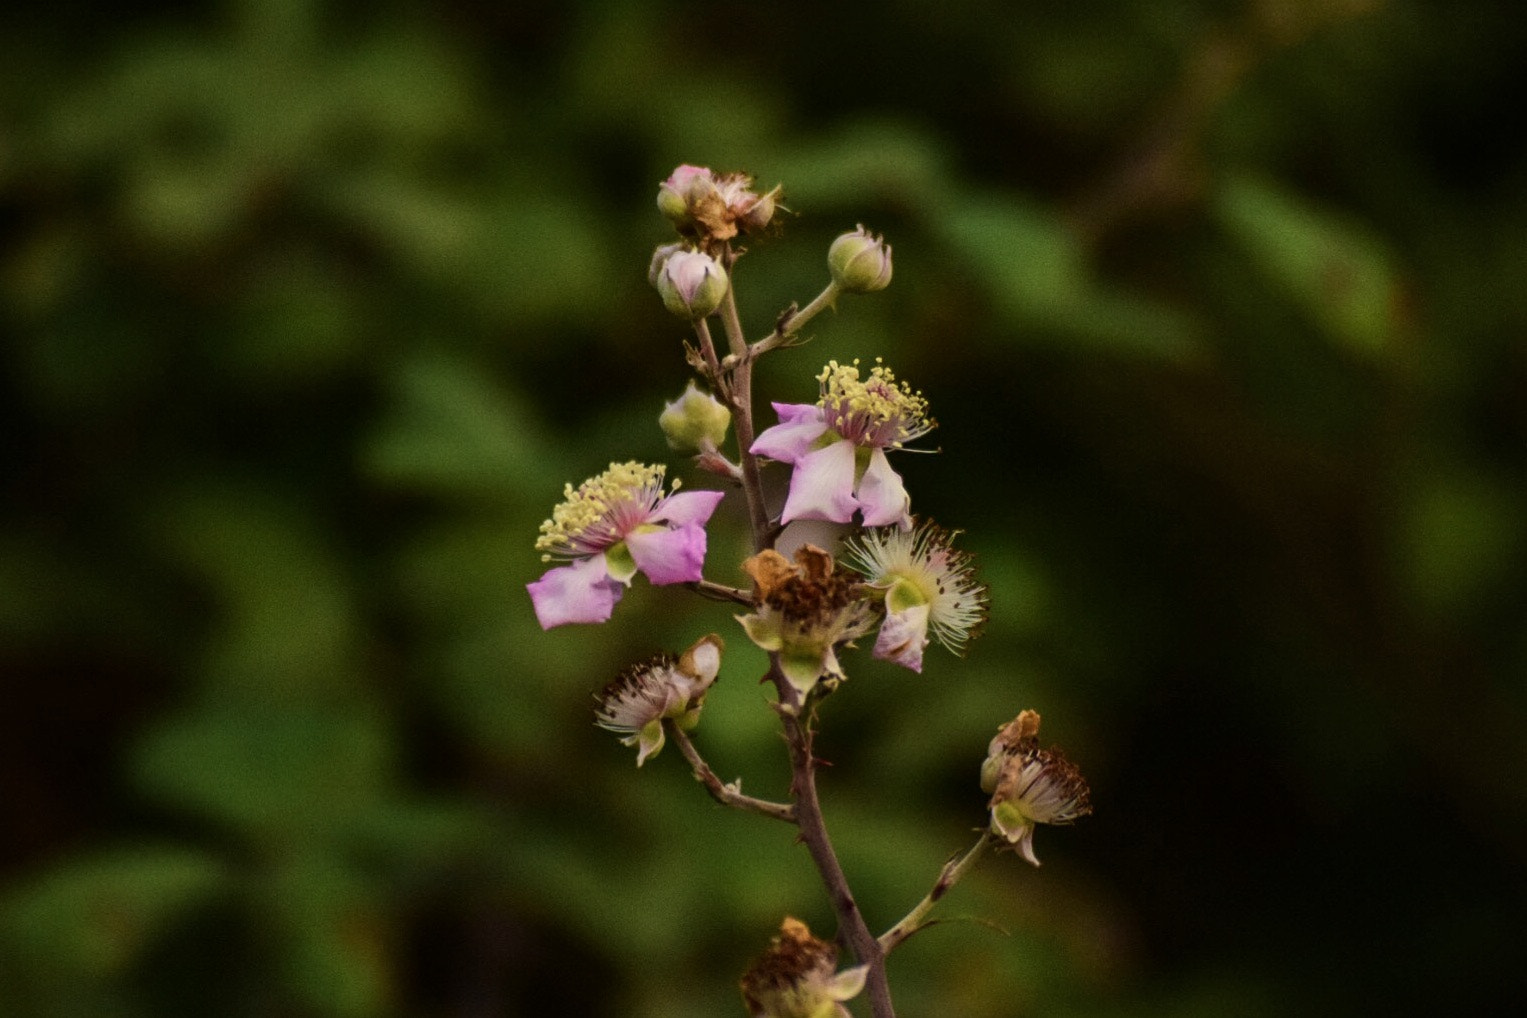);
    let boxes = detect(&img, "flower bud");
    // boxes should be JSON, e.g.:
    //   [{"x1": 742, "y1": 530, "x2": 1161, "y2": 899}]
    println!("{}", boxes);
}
[
  {"x1": 657, "y1": 165, "x2": 716, "y2": 226},
  {"x1": 648, "y1": 242, "x2": 685, "y2": 288},
  {"x1": 660, "y1": 381, "x2": 732, "y2": 452},
  {"x1": 827, "y1": 225, "x2": 892, "y2": 293},
  {"x1": 658, "y1": 249, "x2": 729, "y2": 319}
]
